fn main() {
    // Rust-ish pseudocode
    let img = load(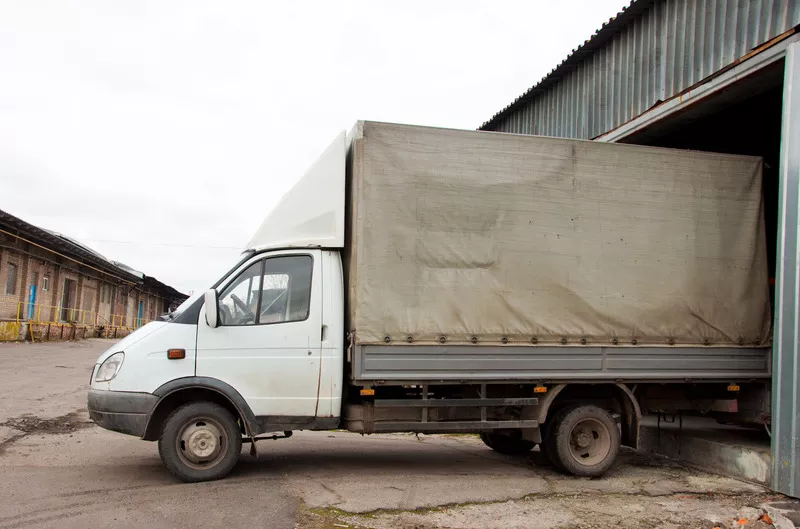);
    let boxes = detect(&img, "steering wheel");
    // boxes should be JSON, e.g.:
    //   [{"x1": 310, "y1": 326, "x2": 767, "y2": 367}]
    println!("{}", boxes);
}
[
  {"x1": 231, "y1": 294, "x2": 256, "y2": 323},
  {"x1": 219, "y1": 303, "x2": 234, "y2": 325}
]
